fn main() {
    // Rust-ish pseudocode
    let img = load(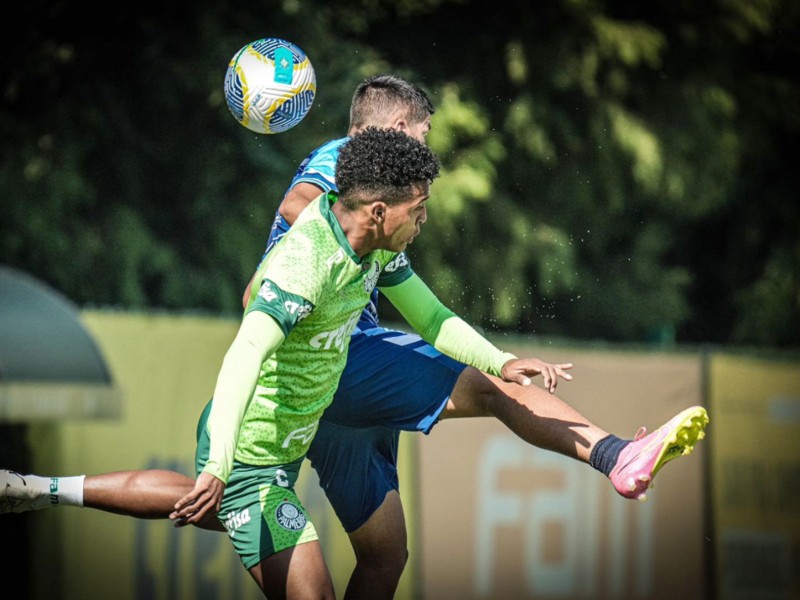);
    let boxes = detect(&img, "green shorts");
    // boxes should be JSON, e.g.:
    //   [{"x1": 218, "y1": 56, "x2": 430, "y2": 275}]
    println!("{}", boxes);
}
[{"x1": 195, "y1": 401, "x2": 319, "y2": 569}]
